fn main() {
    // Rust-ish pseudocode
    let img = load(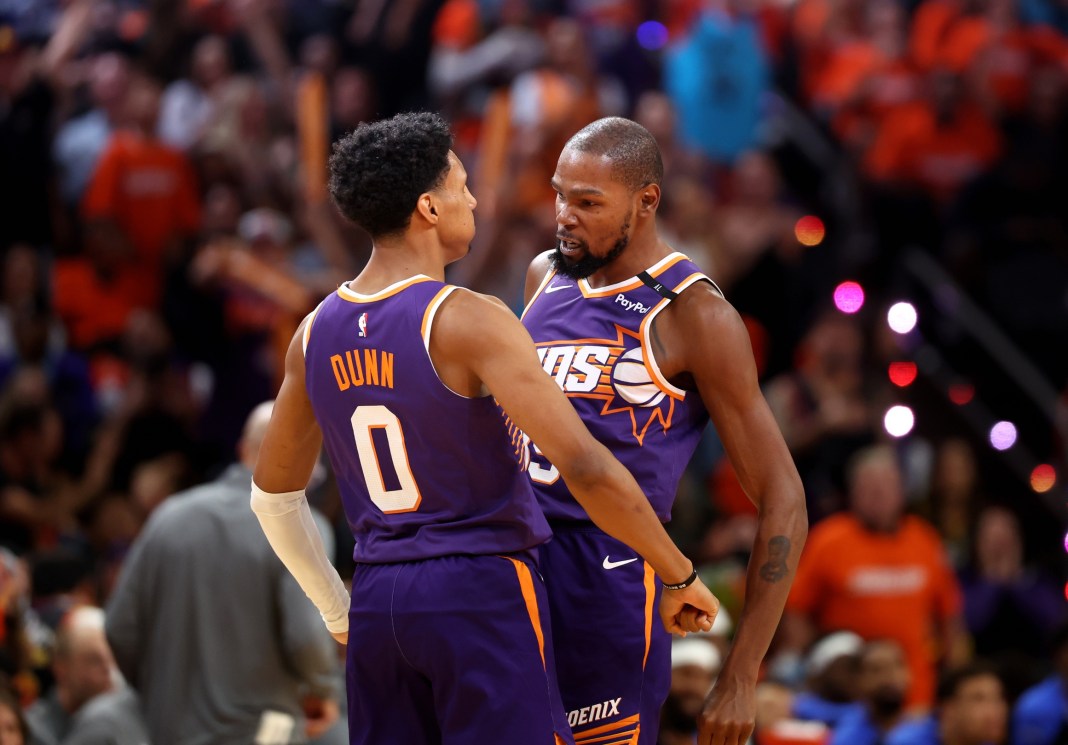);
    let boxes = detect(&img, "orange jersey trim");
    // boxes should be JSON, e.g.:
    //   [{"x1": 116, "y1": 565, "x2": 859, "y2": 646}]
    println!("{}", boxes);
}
[
  {"x1": 421, "y1": 285, "x2": 458, "y2": 350},
  {"x1": 636, "y1": 271, "x2": 716, "y2": 401},
  {"x1": 534, "y1": 325, "x2": 676, "y2": 446},
  {"x1": 577, "y1": 253, "x2": 688, "y2": 298},
  {"x1": 520, "y1": 267, "x2": 557, "y2": 321},
  {"x1": 301, "y1": 301, "x2": 324, "y2": 357},
  {"x1": 337, "y1": 275, "x2": 435, "y2": 304},
  {"x1": 573, "y1": 713, "x2": 641, "y2": 744}
]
